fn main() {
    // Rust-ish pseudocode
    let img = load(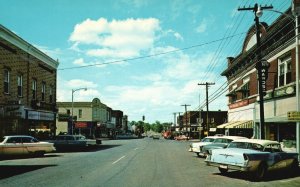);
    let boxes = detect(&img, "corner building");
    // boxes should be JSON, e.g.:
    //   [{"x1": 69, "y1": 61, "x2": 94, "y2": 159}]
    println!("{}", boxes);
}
[{"x1": 0, "y1": 25, "x2": 59, "y2": 139}]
